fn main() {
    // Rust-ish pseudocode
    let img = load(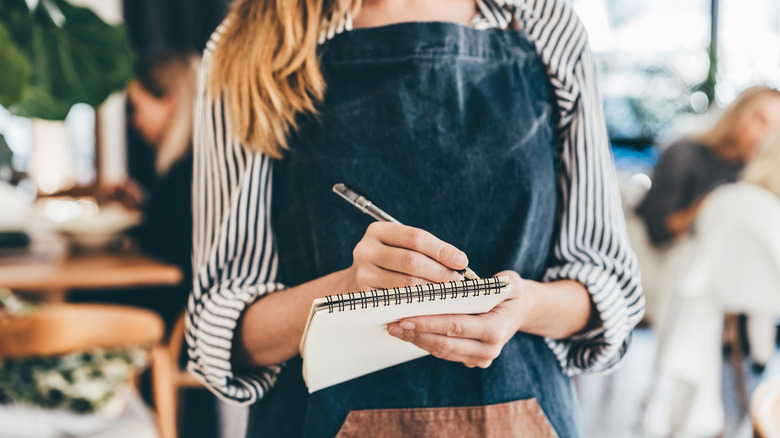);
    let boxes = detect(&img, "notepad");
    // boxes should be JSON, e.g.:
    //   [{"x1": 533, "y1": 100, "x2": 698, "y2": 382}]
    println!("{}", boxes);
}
[{"x1": 299, "y1": 276, "x2": 510, "y2": 393}]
